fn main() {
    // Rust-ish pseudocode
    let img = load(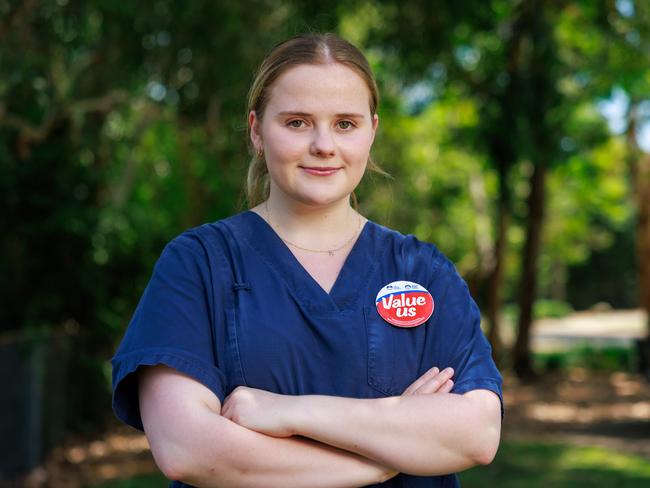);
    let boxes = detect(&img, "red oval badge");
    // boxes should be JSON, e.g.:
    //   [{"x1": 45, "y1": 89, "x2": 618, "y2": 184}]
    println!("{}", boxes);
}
[{"x1": 375, "y1": 281, "x2": 434, "y2": 328}]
